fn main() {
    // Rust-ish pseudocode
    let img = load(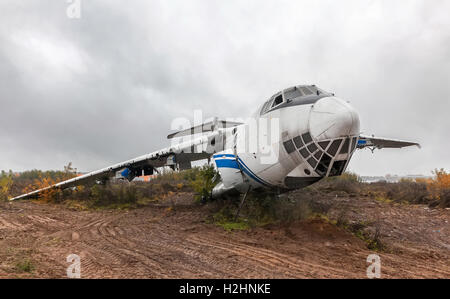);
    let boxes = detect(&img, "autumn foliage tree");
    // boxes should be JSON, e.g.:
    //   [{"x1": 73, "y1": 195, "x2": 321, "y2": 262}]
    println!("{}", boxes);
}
[
  {"x1": 16, "y1": 162, "x2": 77, "y2": 202},
  {"x1": 0, "y1": 171, "x2": 13, "y2": 201},
  {"x1": 427, "y1": 169, "x2": 450, "y2": 207}
]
